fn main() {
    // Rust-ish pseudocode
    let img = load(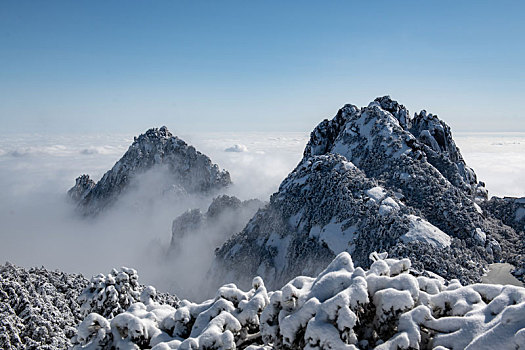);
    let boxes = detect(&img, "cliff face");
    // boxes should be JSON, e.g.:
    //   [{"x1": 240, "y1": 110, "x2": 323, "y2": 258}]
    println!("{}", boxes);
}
[
  {"x1": 213, "y1": 96, "x2": 522, "y2": 290},
  {"x1": 68, "y1": 126, "x2": 231, "y2": 216}
]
